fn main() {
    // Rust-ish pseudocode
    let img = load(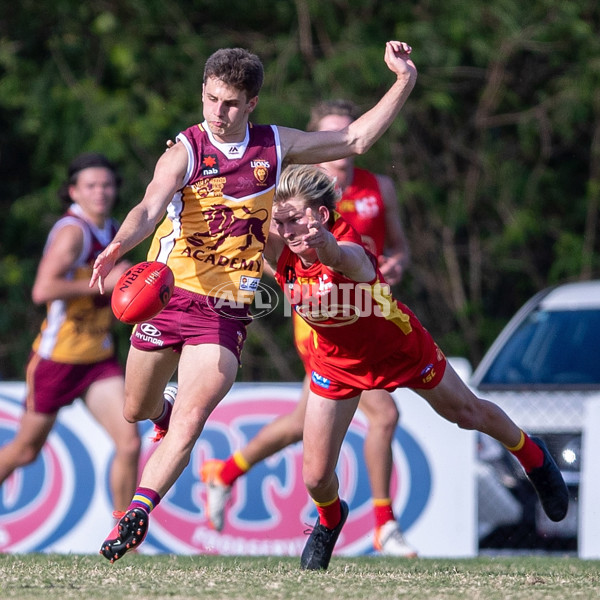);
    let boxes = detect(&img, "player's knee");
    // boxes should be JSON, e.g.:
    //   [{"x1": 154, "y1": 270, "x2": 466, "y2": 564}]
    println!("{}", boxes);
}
[
  {"x1": 123, "y1": 405, "x2": 144, "y2": 423},
  {"x1": 370, "y1": 403, "x2": 400, "y2": 429},
  {"x1": 122, "y1": 394, "x2": 158, "y2": 423},
  {"x1": 453, "y1": 403, "x2": 480, "y2": 431},
  {"x1": 365, "y1": 406, "x2": 398, "y2": 442},
  {"x1": 385, "y1": 403, "x2": 400, "y2": 426}
]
